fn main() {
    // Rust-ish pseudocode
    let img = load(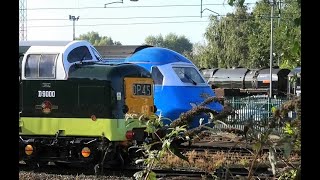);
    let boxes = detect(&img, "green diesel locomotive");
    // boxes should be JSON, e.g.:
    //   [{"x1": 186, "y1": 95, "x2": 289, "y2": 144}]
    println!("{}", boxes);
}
[{"x1": 19, "y1": 41, "x2": 156, "y2": 170}]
